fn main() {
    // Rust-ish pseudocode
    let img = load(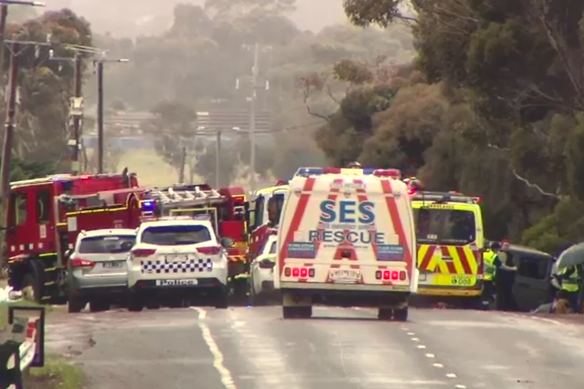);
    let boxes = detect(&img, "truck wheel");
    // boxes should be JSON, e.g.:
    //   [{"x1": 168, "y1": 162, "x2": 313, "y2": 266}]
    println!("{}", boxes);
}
[
  {"x1": 22, "y1": 272, "x2": 42, "y2": 304},
  {"x1": 89, "y1": 300, "x2": 109, "y2": 313},
  {"x1": 214, "y1": 288, "x2": 229, "y2": 309},
  {"x1": 282, "y1": 306, "x2": 297, "y2": 319},
  {"x1": 68, "y1": 295, "x2": 86, "y2": 313},
  {"x1": 378, "y1": 308, "x2": 393, "y2": 321},
  {"x1": 299, "y1": 306, "x2": 312, "y2": 318},
  {"x1": 394, "y1": 307, "x2": 409, "y2": 321}
]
